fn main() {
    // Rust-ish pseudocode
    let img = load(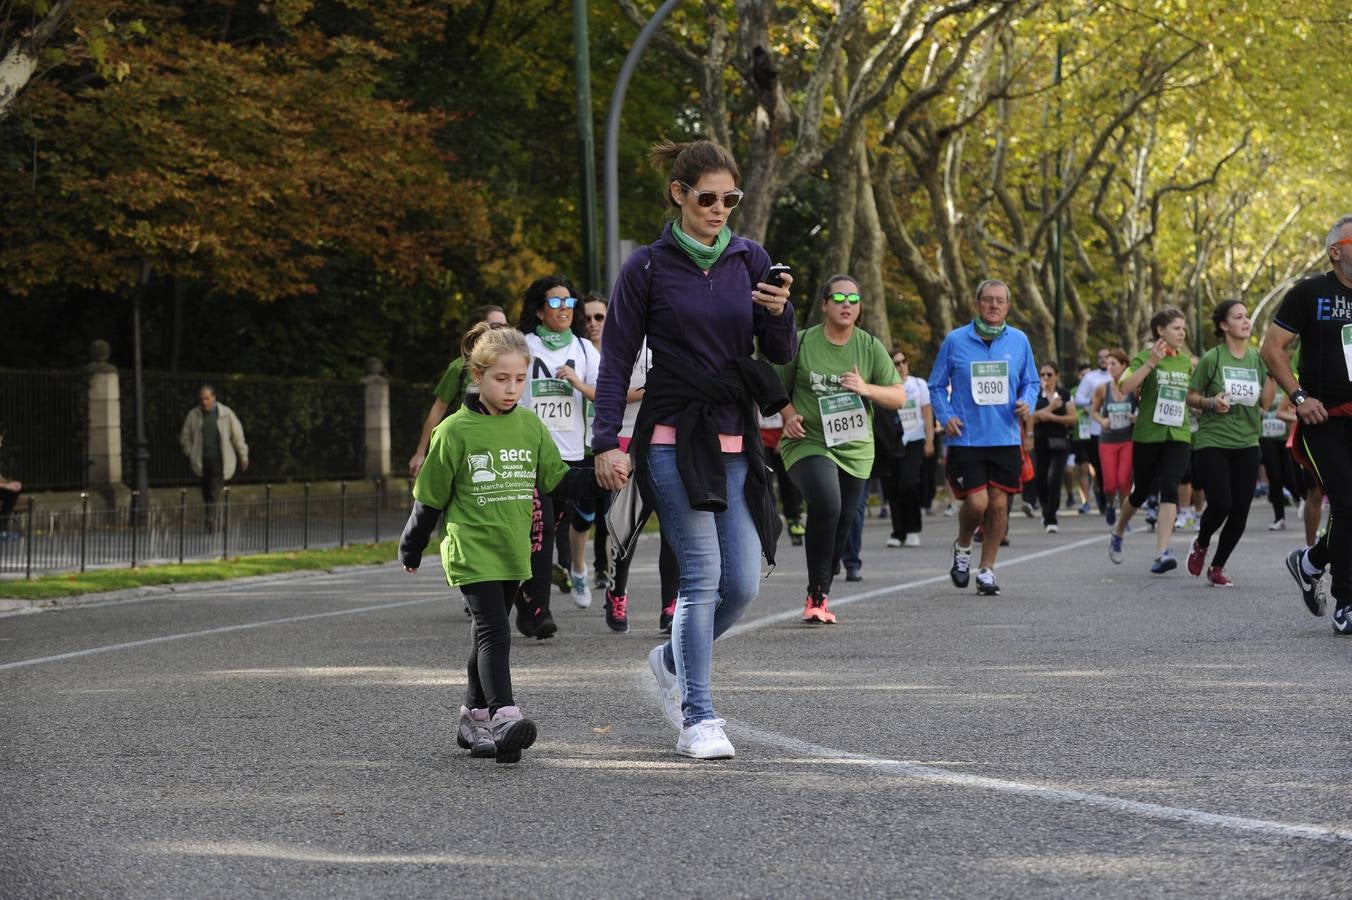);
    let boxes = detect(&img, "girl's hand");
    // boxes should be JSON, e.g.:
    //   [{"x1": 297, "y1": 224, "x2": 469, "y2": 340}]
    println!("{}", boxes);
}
[
  {"x1": 753, "y1": 272, "x2": 792, "y2": 317},
  {"x1": 1147, "y1": 339, "x2": 1168, "y2": 367},
  {"x1": 840, "y1": 366, "x2": 868, "y2": 397},
  {"x1": 1212, "y1": 393, "x2": 1232, "y2": 415},
  {"x1": 782, "y1": 413, "x2": 806, "y2": 440},
  {"x1": 555, "y1": 365, "x2": 580, "y2": 387},
  {"x1": 595, "y1": 448, "x2": 631, "y2": 491}
]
